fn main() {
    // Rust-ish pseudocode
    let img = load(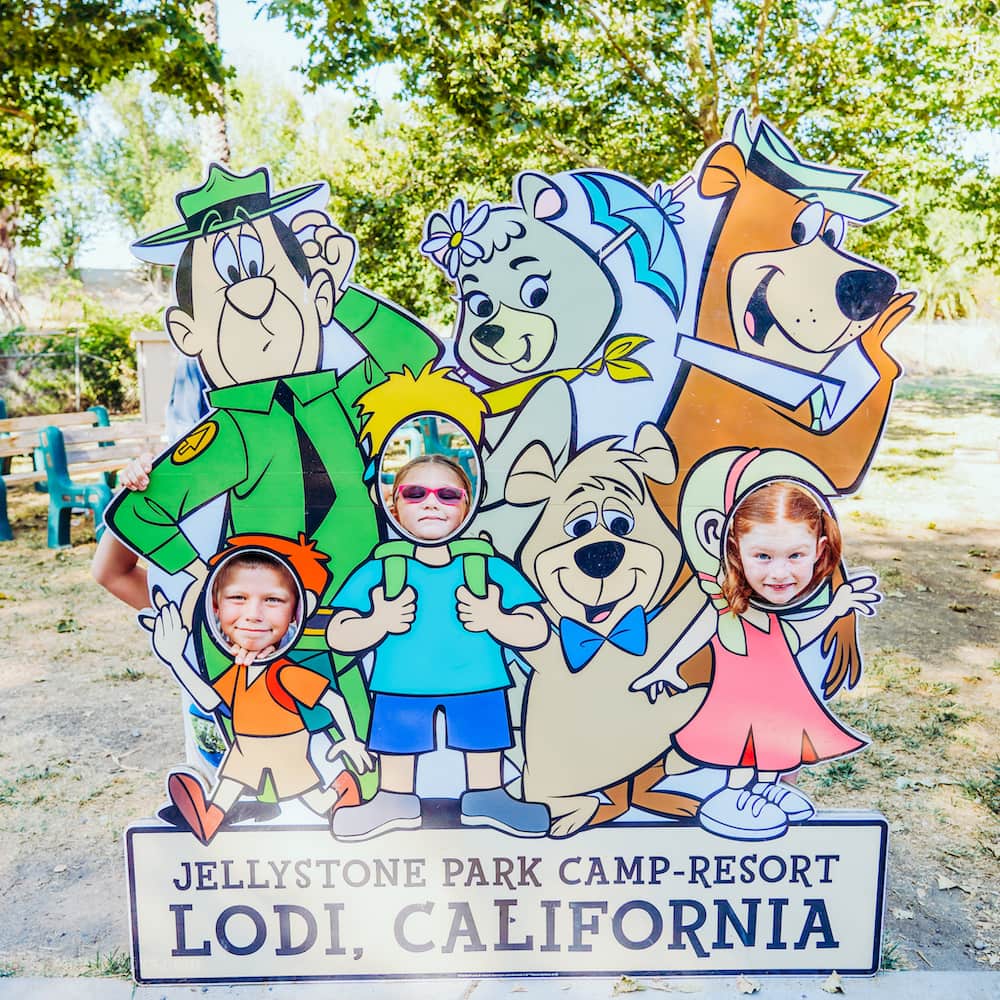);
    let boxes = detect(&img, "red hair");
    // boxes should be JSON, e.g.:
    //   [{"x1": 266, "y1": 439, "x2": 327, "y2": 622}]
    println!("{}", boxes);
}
[{"x1": 722, "y1": 483, "x2": 841, "y2": 615}]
